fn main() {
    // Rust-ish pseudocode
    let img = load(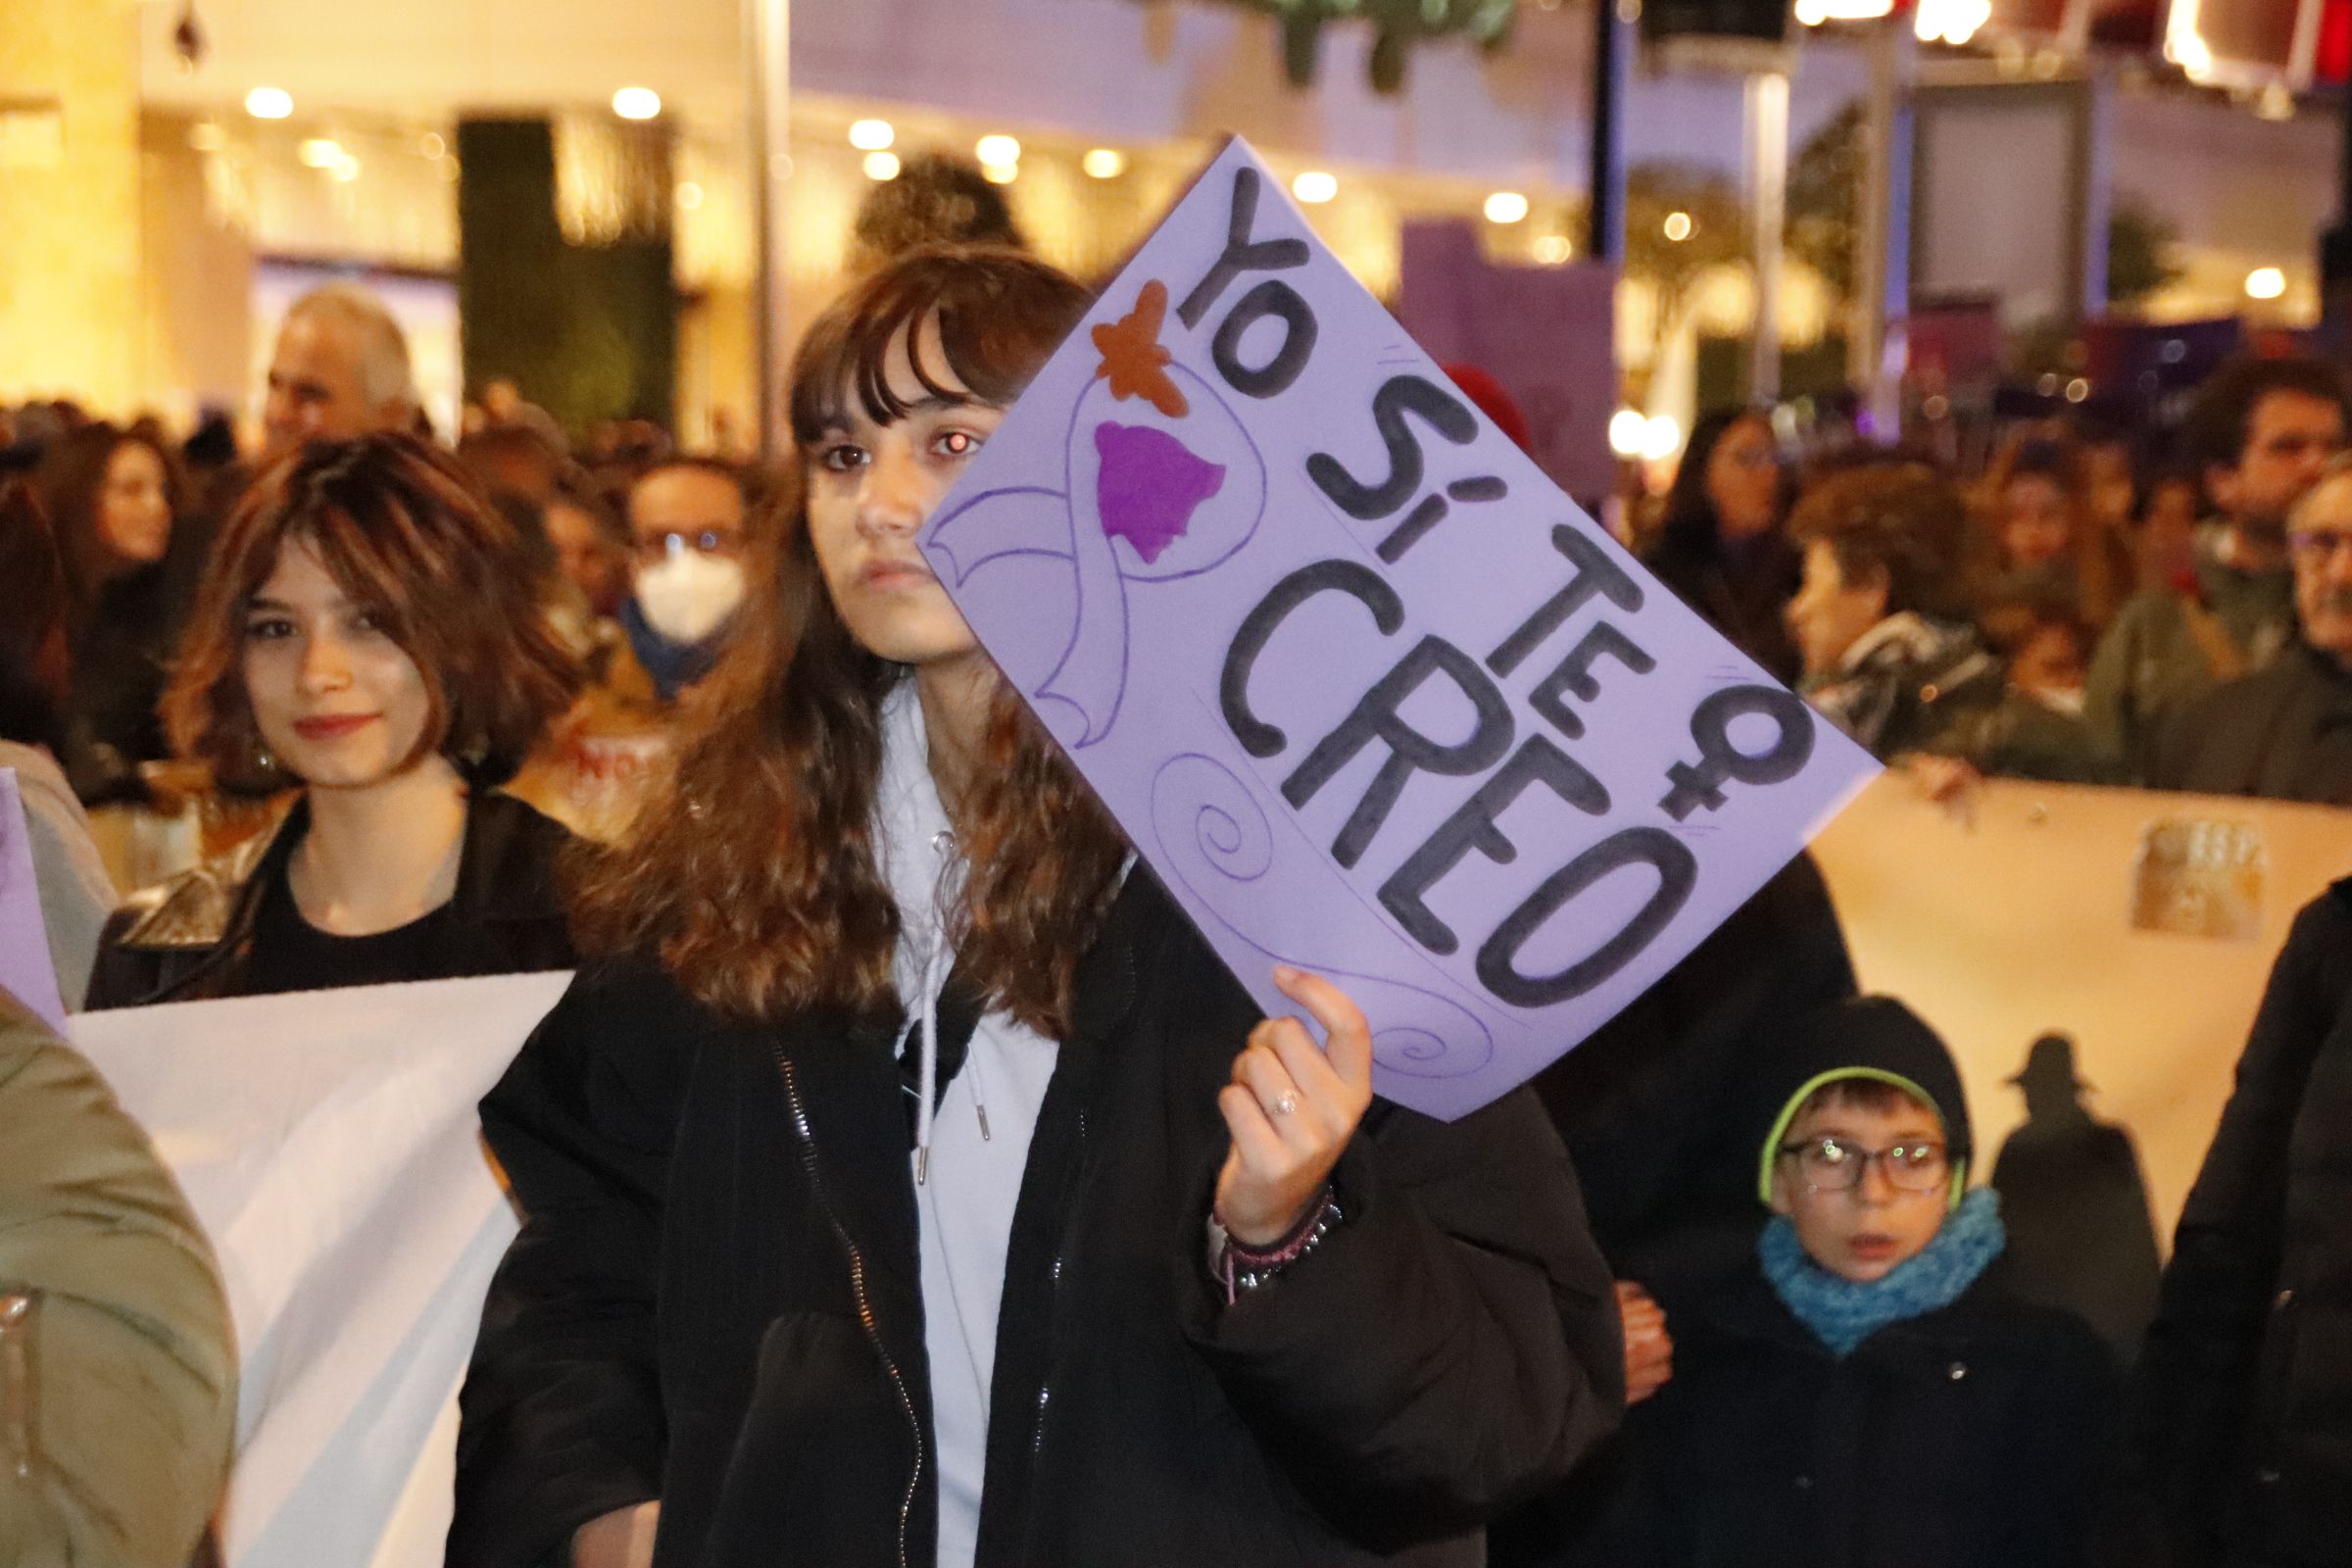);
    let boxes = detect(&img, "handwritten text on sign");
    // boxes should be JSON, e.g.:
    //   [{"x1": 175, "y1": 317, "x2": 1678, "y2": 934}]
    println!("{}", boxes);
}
[{"x1": 921, "y1": 139, "x2": 1879, "y2": 1119}]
